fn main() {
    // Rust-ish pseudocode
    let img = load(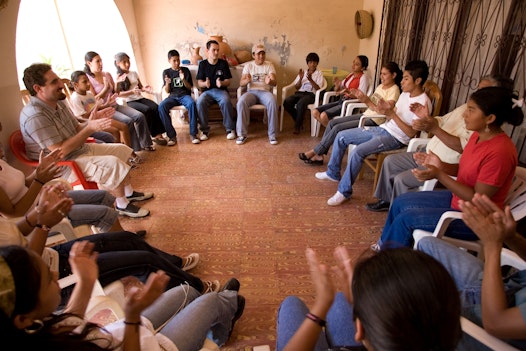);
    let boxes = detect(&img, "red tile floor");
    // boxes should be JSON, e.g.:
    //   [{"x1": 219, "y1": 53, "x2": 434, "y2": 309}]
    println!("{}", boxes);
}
[{"x1": 119, "y1": 114, "x2": 388, "y2": 350}]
